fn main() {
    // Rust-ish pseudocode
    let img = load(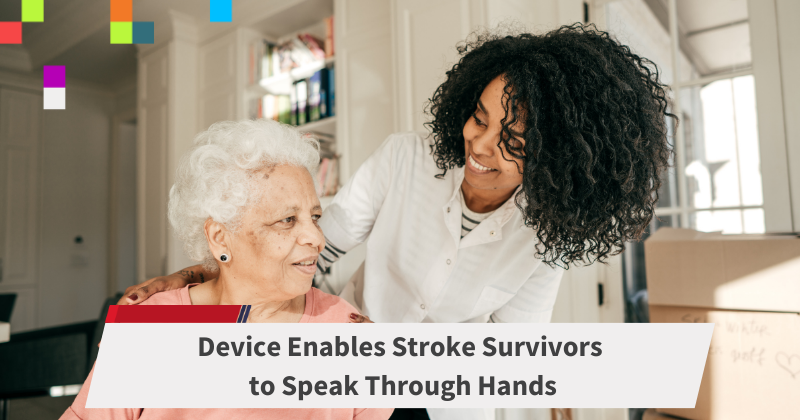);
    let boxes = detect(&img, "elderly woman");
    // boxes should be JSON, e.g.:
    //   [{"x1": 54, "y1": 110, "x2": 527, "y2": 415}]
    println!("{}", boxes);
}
[{"x1": 60, "y1": 120, "x2": 394, "y2": 420}]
